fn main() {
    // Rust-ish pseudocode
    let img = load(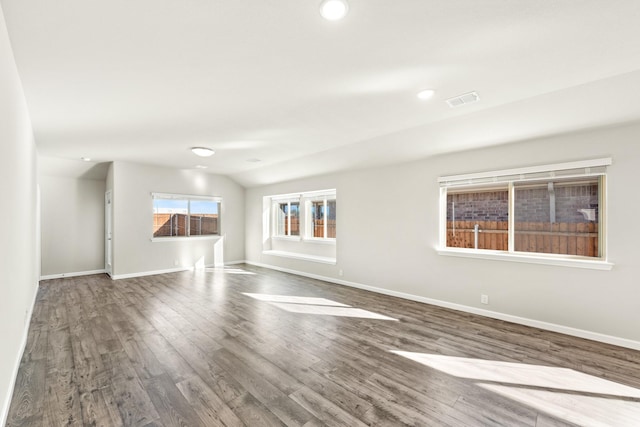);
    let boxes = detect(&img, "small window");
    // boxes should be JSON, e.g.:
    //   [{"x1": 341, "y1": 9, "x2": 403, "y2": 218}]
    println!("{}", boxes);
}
[
  {"x1": 153, "y1": 193, "x2": 221, "y2": 238},
  {"x1": 276, "y1": 200, "x2": 300, "y2": 237},
  {"x1": 309, "y1": 198, "x2": 336, "y2": 239},
  {"x1": 439, "y1": 159, "x2": 609, "y2": 262},
  {"x1": 269, "y1": 190, "x2": 336, "y2": 241}
]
